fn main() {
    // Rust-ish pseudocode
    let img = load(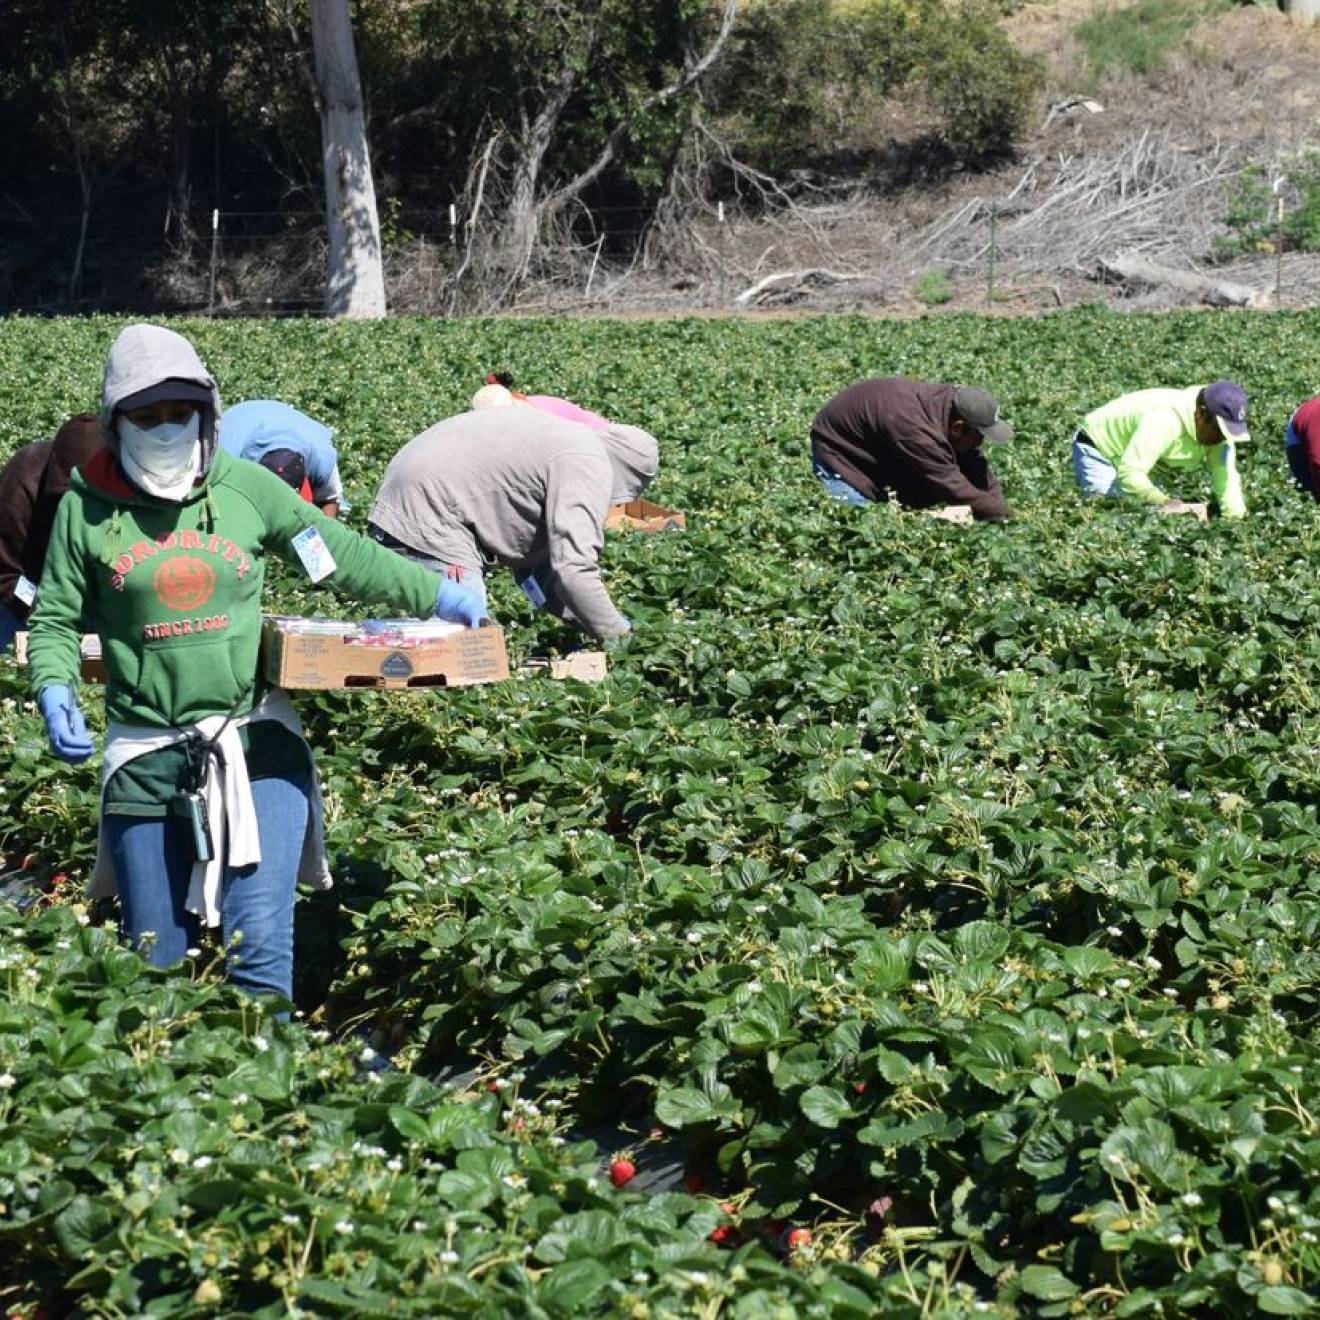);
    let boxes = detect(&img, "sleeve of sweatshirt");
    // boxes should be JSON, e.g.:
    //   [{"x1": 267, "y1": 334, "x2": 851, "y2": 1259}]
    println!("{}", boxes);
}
[
  {"x1": 26, "y1": 494, "x2": 90, "y2": 696},
  {"x1": 543, "y1": 449, "x2": 629, "y2": 638},
  {"x1": 1295, "y1": 410, "x2": 1320, "y2": 502},
  {"x1": 256, "y1": 471, "x2": 440, "y2": 616},
  {"x1": 306, "y1": 436, "x2": 344, "y2": 504},
  {"x1": 1208, "y1": 441, "x2": 1246, "y2": 519},
  {"x1": 1113, "y1": 414, "x2": 1177, "y2": 505},
  {"x1": 886, "y1": 425, "x2": 1010, "y2": 519},
  {"x1": 955, "y1": 449, "x2": 1012, "y2": 521},
  {"x1": 0, "y1": 453, "x2": 39, "y2": 618}
]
